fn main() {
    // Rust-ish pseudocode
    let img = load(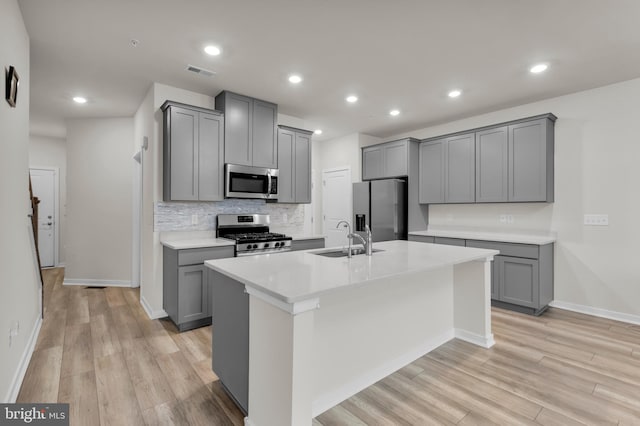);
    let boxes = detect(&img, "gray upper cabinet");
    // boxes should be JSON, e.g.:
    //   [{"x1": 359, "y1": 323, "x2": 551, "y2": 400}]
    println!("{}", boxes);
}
[
  {"x1": 419, "y1": 133, "x2": 475, "y2": 204},
  {"x1": 215, "y1": 91, "x2": 278, "y2": 169},
  {"x1": 445, "y1": 133, "x2": 476, "y2": 203},
  {"x1": 161, "y1": 101, "x2": 224, "y2": 202},
  {"x1": 418, "y1": 140, "x2": 445, "y2": 203},
  {"x1": 362, "y1": 145, "x2": 384, "y2": 180},
  {"x1": 362, "y1": 139, "x2": 411, "y2": 180},
  {"x1": 476, "y1": 126, "x2": 508, "y2": 202},
  {"x1": 509, "y1": 118, "x2": 554, "y2": 202},
  {"x1": 277, "y1": 126, "x2": 312, "y2": 203},
  {"x1": 421, "y1": 114, "x2": 556, "y2": 204}
]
